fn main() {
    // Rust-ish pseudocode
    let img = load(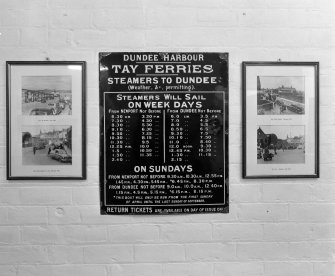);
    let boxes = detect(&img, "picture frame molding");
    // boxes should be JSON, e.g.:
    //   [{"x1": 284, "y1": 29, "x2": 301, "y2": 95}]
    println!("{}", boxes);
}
[
  {"x1": 242, "y1": 61, "x2": 319, "y2": 179},
  {"x1": 6, "y1": 61, "x2": 87, "y2": 180}
]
